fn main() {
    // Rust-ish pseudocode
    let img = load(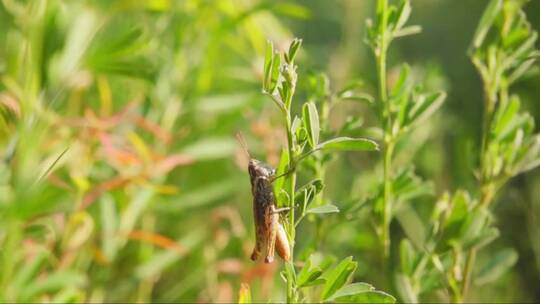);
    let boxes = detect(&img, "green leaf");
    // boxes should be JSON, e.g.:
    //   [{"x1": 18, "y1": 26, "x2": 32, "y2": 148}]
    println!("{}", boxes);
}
[
  {"x1": 462, "y1": 227, "x2": 499, "y2": 251},
  {"x1": 269, "y1": 52, "x2": 281, "y2": 93},
  {"x1": 297, "y1": 258, "x2": 312, "y2": 285},
  {"x1": 393, "y1": 25, "x2": 422, "y2": 38},
  {"x1": 272, "y1": 3, "x2": 311, "y2": 19},
  {"x1": 391, "y1": 64, "x2": 411, "y2": 99},
  {"x1": 458, "y1": 206, "x2": 489, "y2": 247},
  {"x1": 307, "y1": 204, "x2": 339, "y2": 214},
  {"x1": 263, "y1": 41, "x2": 274, "y2": 91},
  {"x1": 493, "y1": 96, "x2": 521, "y2": 140},
  {"x1": 304, "y1": 278, "x2": 327, "y2": 287},
  {"x1": 321, "y1": 257, "x2": 357, "y2": 300},
  {"x1": 338, "y1": 80, "x2": 373, "y2": 104},
  {"x1": 475, "y1": 248, "x2": 518, "y2": 285},
  {"x1": 333, "y1": 290, "x2": 396, "y2": 303},
  {"x1": 287, "y1": 38, "x2": 302, "y2": 63},
  {"x1": 326, "y1": 282, "x2": 373, "y2": 301},
  {"x1": 399, "y1": 239, "x2": 415, "y2": 275},
  {"x1": 317, "y1": 137, "x2": 379, "y2": 152},
  {"x1": 407, "y1": 91, "x2": 446, "y2": 127},
  {"x1": 394, "y1": 0, "x2": 412, "y2": 32},
  {"x1": 395, "y1": 273, "x2": 418, "y2": 303},
  {"x1": 294, "y1": 179, "x2": 324, "y2": 207},
  {"x1": 472, "y1": 0, "x2": 502, "y2": 49},
  {"x1": 298, "y1": 255, "x2": 327, "y2": 287},
  {"x1": 303, "y1": 102, "x2": 320, "y2": 148}
]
